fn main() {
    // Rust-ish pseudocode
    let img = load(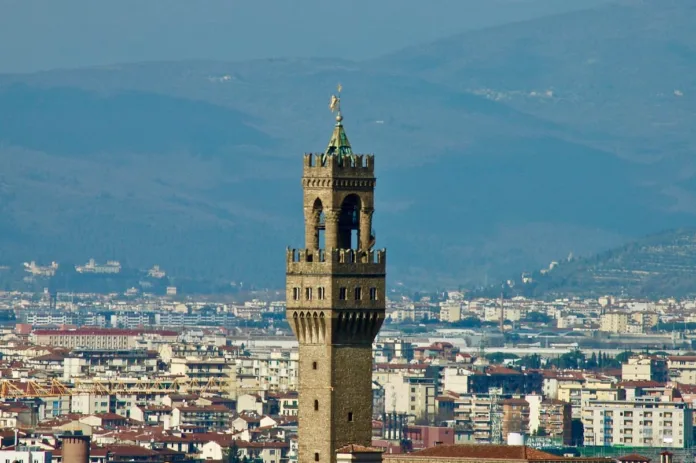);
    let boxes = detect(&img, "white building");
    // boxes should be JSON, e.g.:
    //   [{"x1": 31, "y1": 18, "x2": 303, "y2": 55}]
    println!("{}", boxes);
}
[
  {"x1": 439, "y1": 302, "x2": 462, "y2": 323},
  {"x1": 582, "y1": 397, "x2": 693, "y2": 448},
  {"x1": 0, "y1": 448, "x2": 52, "y2": 463},
  {"x1": 442, "y1": 367, "x2": 474, "y2": 394}
]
